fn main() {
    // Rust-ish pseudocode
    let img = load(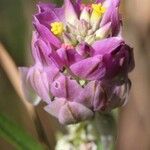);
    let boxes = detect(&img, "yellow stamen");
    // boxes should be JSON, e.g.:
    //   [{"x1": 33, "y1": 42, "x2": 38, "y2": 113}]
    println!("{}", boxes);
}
[
  {"x1": 50, "y1": 22, "x2": 64, "y2": 36},
  {"x1": 91, "y1": 3, "x2": 106, "y2": 20}
]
